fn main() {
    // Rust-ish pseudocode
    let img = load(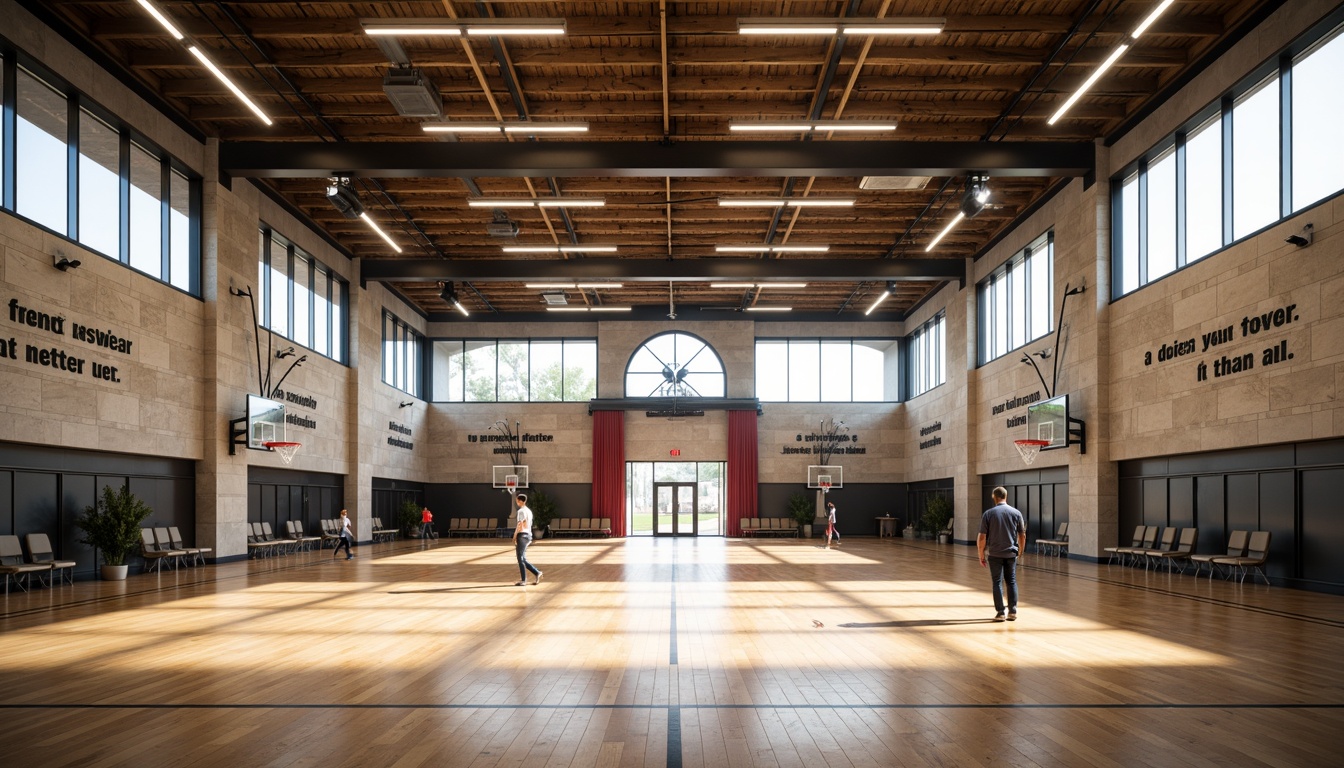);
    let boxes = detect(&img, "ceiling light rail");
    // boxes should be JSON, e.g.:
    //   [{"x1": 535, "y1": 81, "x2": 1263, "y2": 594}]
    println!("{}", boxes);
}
[
  {"x1": 718, "y1": 198, "x2": 855, "y2": 208},
  {"x1": 423, "y1": 122, "x2": 589, "y2": 135},
  {"x1": 737, "y1": 17, "x2": 945, "y2": 36},
  {"x1": 133, "y1": 0, "x2": 271, "y2": 125},
  {"x1": 504, "y1": 245, "x2": 618, "y2": 254},
  {"x1": 526, "y1": 283, "x2": 625, "y2": 289},
  {"x1": 1049, "y1": 0, "x2": 1175, "y2": 124},
  {"x1": 728, "y1": 121, "x2": 897, "y2": 133},
  {"x1": 710, "y1": 283, "x2": 808, "y2": 289},
  {"x1": 470, "y1": 198, "x2": 605, "y2": 208},
  {"x1": 362, "y1": 18, "x2": 567, "y2": 37},
  {"x1": 714, "y1": 245, "x2": 828, "y2": 253}
]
